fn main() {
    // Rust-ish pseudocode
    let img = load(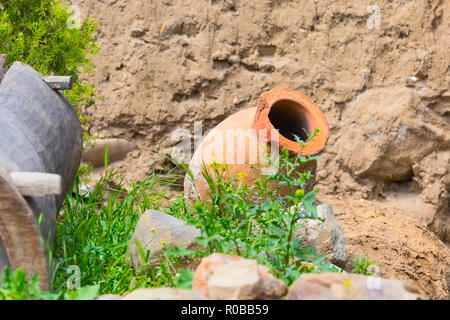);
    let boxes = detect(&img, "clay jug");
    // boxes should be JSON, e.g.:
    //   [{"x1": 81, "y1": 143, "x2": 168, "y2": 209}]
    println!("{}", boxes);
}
[{"x1": 184, "y1": 87, "x2": 329, "y2": 202}]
